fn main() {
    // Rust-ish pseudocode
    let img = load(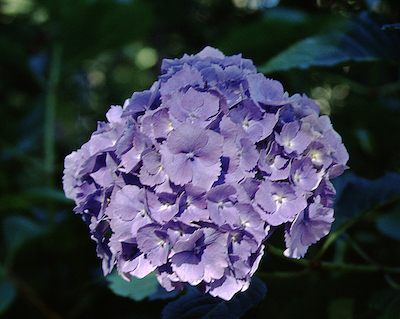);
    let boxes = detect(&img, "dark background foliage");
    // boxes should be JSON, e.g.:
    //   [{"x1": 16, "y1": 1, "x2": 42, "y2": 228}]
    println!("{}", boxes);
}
[{"x1": 1, "y1": 0, "x2": 400, "y2": 318}]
